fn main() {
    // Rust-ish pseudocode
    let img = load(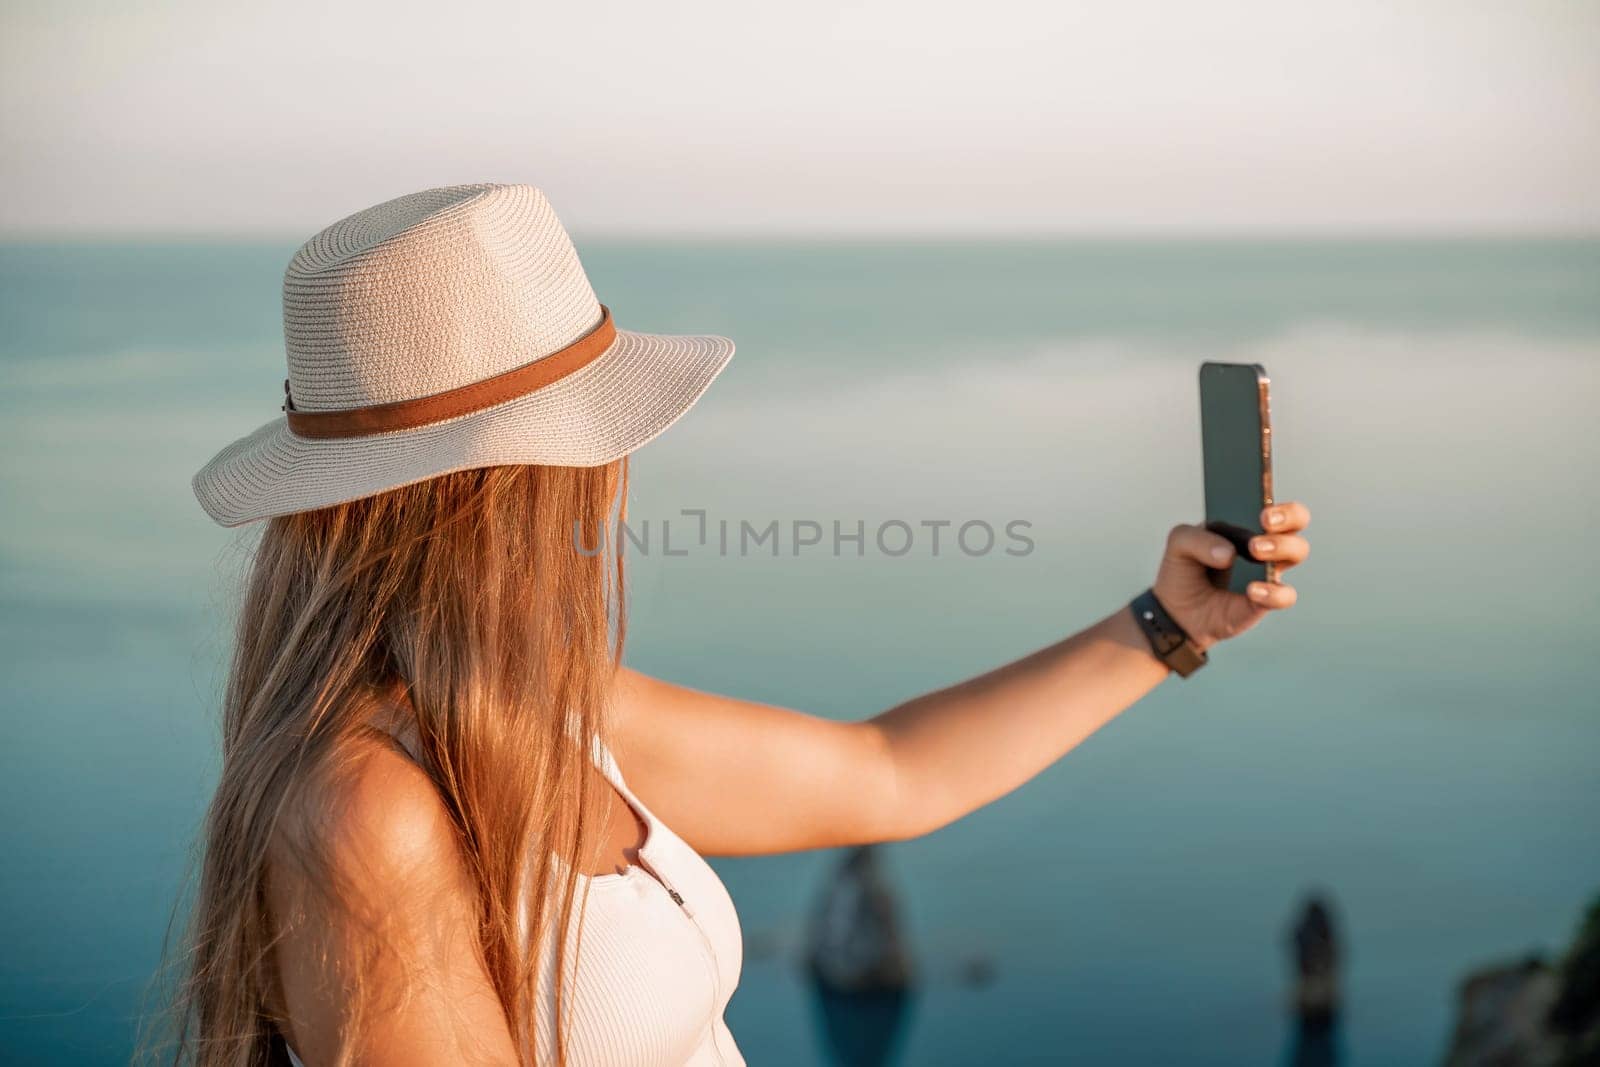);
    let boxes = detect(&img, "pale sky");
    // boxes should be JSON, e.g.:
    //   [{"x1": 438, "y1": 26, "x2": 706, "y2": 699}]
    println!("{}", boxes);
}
[{"x1": 2, "y1": 0, "x2": 1597, "y2": 236}]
